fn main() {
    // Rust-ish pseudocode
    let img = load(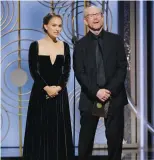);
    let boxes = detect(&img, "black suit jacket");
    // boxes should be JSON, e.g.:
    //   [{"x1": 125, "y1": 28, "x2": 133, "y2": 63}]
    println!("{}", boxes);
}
[{"x1": 73, "y1": 30, "x2": 128, "y2": 115}]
